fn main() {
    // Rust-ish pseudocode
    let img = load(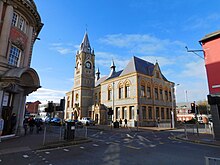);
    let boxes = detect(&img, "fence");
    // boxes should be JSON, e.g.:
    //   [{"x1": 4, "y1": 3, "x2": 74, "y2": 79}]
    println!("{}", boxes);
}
[
  {"x1": 205, "y1": 156, "x2": 220, "y2": 165},
  {"x1": 42, "y1": 124, "x2": 88, "y2": 145}
]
